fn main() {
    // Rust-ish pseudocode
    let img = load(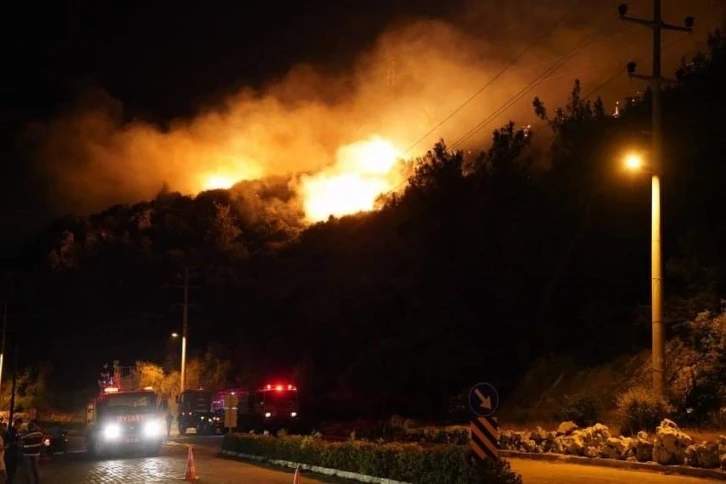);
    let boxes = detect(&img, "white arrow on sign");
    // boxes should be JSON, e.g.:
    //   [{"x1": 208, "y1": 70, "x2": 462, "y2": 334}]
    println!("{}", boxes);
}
[{"x1": 474, "y1": 388, "x2": 492, "y2": 410}]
